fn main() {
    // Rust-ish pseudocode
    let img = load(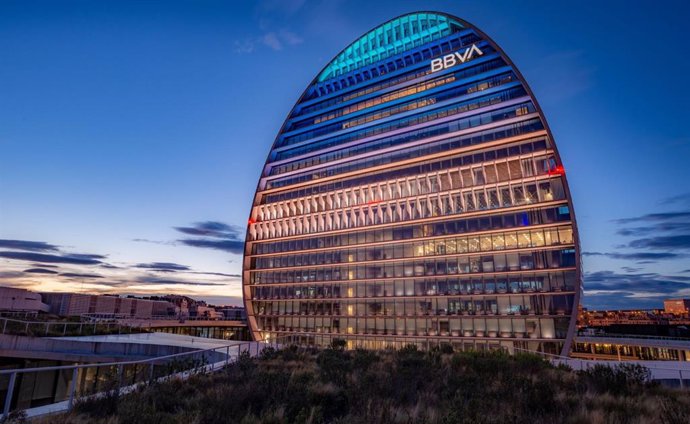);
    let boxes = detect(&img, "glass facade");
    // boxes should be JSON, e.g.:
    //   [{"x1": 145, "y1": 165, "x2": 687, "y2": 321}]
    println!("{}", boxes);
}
[{"x1": 242, "y1": 12, "x2": 581, "y2": 355}]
